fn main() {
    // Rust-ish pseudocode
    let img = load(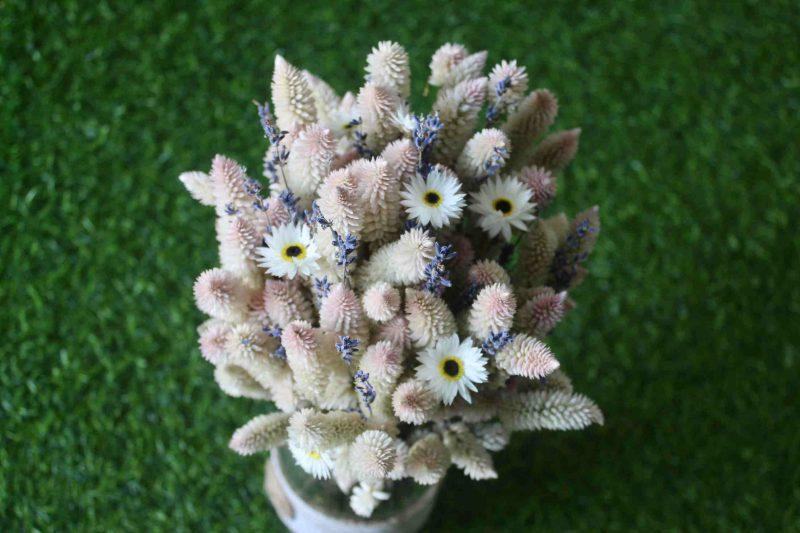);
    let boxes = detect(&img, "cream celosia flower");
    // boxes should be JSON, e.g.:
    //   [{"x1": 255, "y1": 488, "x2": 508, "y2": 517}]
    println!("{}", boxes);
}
[
  {"x1": 503, "y1": 89, "x2": 558, "y2": 166},
  {"x1": 349, "y1": 430, "x2": 396, "y2": 481},
  {"x1": 198, "y1": 319, "x2": 230, "y2": 365},
  {"x1": 366, "y1": 41, "x2": 411, "y2": 99},
  {"x1": 319, "y1": 282, "x2": 369, "y2": 342},
  {"x1": 468, "y1": 259, "x2": 511, "y2": 287},
  {"x1": 317, "y1": 168, "x2": 364, "y2": 238},
  {"x1": 359, "y1": 228, "x2": 435, "y2": 286},
  {"x1": 473, "y1": 421, "x2": 510, "y2": 452},
  {"x1": 350, "y1": 481, "x2": 390, "y2": 518},
  {"x1": 193, "y1": 268, "x2": 249, "y2": 321},
  {"x1": 350, "y1": 157, "x2": 400, "y2": 243},
  {"x1": 228, "y1": 412, "x2": 290, "y2": 456},
  {"x1": 271, "y1": 55, "x2": 317, "y2": 130},
  {"x1": 220, "y1": 215, "x2": 262, "y2": 263},
  {"x1": 288, "y1": 408, "x2": 366, "y2": 453},
  {"x1": 256, "y1": 222, "x2": 320, "y2": 279},
  {"x1": 362, "y1": 282, "x2": 401, "y2": 323},
  {"x1": 285, "y1": 124, "x2": 334, "y2": 207},
  {"x1": 289, "y1": 441, "x2": 334, "y2": 479},
  {"x1": 416, "y1": 334, "x2": 488, "y2": 405},
  {"x1": 515, "y1": 287, "x2": 567, "y2": 338},
  {"x1": 381, "y1": 138, "x2": 418, "y2": 183},
  {"x1": 357, "y1": 82, "x2": 401, "y2": 151},
  {"x1": 528, "y1": 128, "x2": 581, "y2": 171},
  {"x1": 442, "y1": 422, "x2": 497, "y2": 480},
  {"x1": 467, "y1": 283, "x2": 517, "y2": 339},
  {"x1": 400, "y1": 167, "x2": 465, "y2": 228},
  {"x1": 487, "y1": 59, "x2": 528, "y2": 113},
  {"x1": 432, "y1": 77, "x2": 487, "y2": 165},
  {"x1": 213, "y1": 363, "x2": 270, "y2": 400},
  {"x1": 225, "y1": 323, "x2": 272, "y2": 360},
  {"x1": 500, "y1": 389, "x2": 603, "y2": 431},
  {"x1": 387, "y1": 439, "x2": 409, "y2": 480},
  {"x1": 374, "y1": 315, "x2": 411, "y2": 350},
  {"x1": 469, "y1": 176, "x2": 536, "y2": 242},
  {"x1": 428, "y1": 43, "x2": 468, "y2": 86},
  {"x1": 178, "y1": 170, "x2": 215, "y2": 206},
  {"x1": 262, "y1": 279, "x2": 314, "y2": 328},
  {"x1": 456, "y1": 128, "x2": 510, "y2": 182},
  {"x1": 392, "y1": 379, "x2": 438, "y2": 425},
  {"x1": 210, "y1": 154, "x2": 250, "y2": 217},
  {"x1": 406, "y1": 434, "x2": 450, "y2": 485},
  {"x1": 495, "y1": 334, "x2": 559, "y2": 380},
  {"x1": 359, "y1": 341, "x2": 403, "y2": 387},
  {"x1": 303, "y1": 70, "x2": 341, "y2": 125},
  {"x1": 405, "y1": 289, "x2": 457, "y2": 349}
]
